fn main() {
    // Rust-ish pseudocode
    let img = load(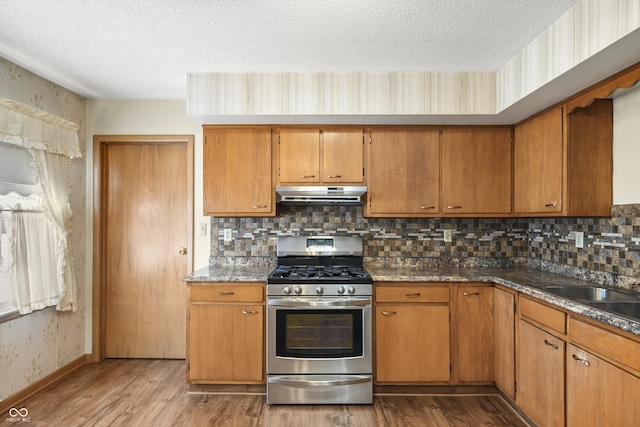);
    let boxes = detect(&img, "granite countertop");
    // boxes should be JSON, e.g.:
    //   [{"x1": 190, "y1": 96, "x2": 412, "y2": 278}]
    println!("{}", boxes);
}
[{"x1": 183, "y1": 264, "x2": 640, "y2": 336}]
